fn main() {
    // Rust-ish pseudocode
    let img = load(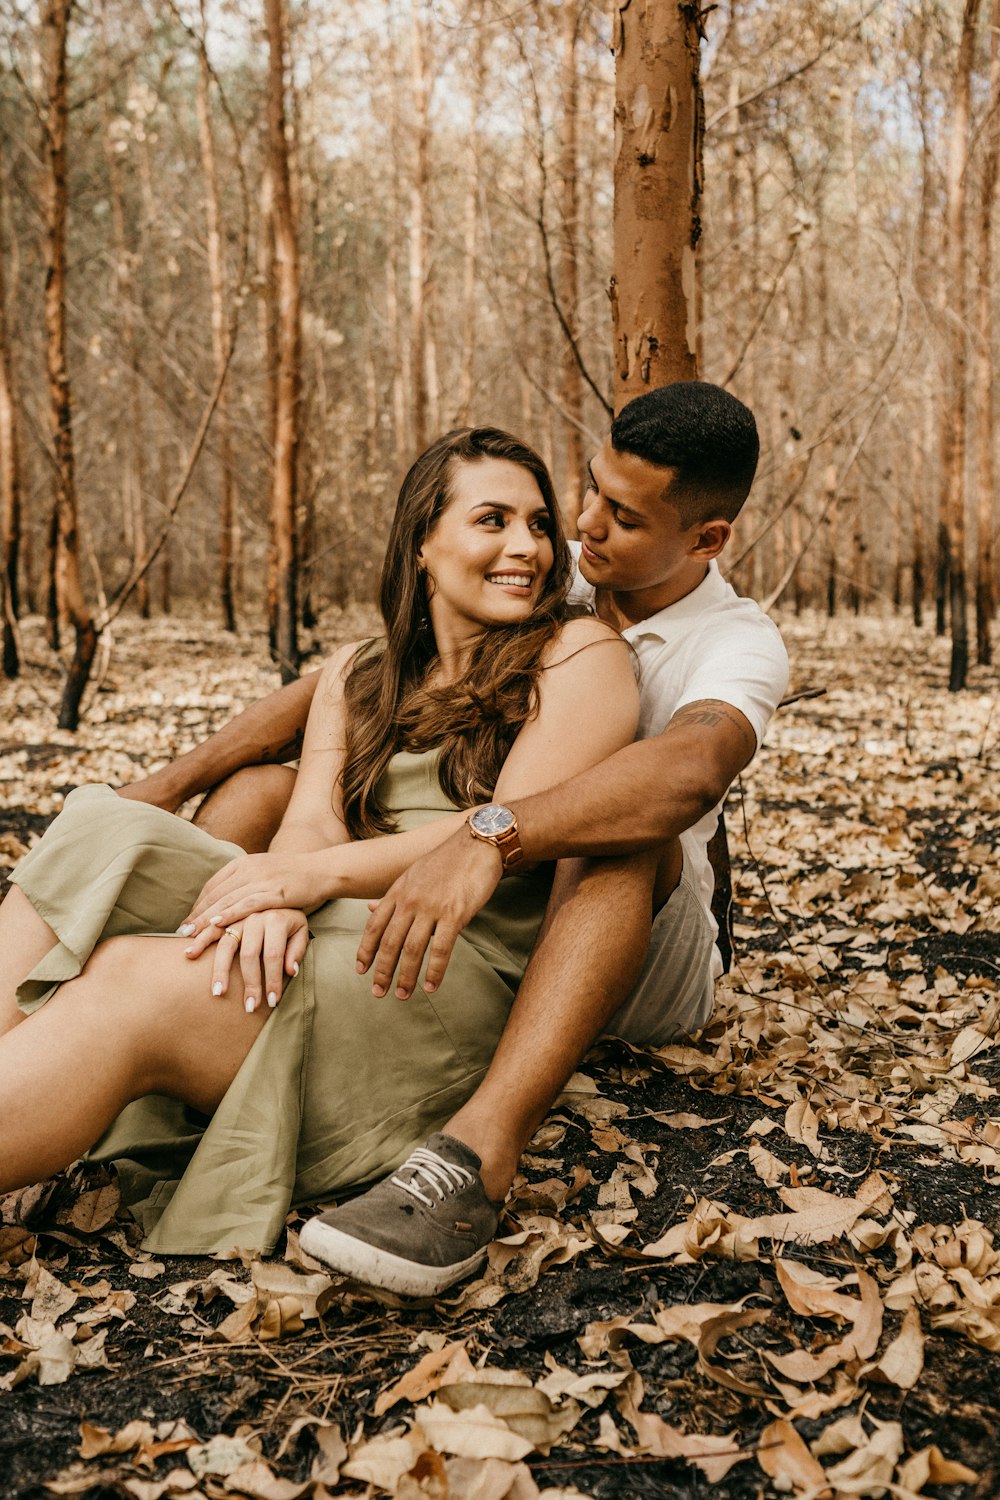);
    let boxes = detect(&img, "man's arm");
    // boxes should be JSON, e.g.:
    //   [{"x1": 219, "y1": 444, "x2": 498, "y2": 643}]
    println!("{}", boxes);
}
[
  {"x1": 117, "y1": 670, "x2": 321, "y2": 812},
  {"x1": 357, "y1": 699, "x2": 755, "y2": 999}
]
